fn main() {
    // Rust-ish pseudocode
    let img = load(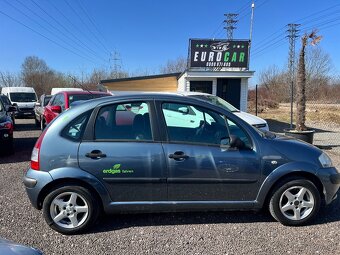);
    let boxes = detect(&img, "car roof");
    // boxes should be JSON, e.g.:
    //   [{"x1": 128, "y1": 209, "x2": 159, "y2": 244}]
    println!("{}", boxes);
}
[{"x1": 59, "y1": 91, "x2": 111, "y2": 96}]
